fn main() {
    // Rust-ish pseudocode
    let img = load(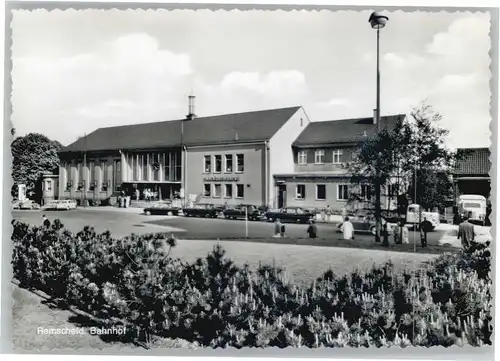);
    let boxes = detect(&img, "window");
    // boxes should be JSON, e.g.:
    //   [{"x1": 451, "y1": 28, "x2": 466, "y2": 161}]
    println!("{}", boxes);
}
[
  {"x1": 65, "y1": 163, "x2": 72, "y2": 190},
  {"x1": 132, "y1": 155, "x2": 138, "y2": 181},
  {"x1": 236, "y1": 154, "x2": 244, "y2": 172},
  {"x1": 77, "y1": 163, "x2": 84, "y2": 190},
  {"x1": 203, "y1": 155, "x2": 211, "y2": 173},
  {"x1": 316, "y1": 184, "x2": 326, "y2": 200},
  {"x1": 137, "y1": 155, "x2": 143, "y2": 180},
  {"x1": 113, "y1": 160, "x2": 121, "y2": 191},
  {"x1": 204, "y1": 184, "x2": 211, "y2": 197},
  {"x1": 236, "y1": 184, "x2": 244, "y2": 198},
  {"x1": 46, "y1": 180, "x2": 52, "y2": 192},
  {"x1": 213, "y1": 184, "x2": 222, "y2": 197},
  {"x1": 142, "y1": 154, "x2": 149, "y2": 181},
  {"x1": 361, "y1": 184, "x2": 372, "y2": 201},
  {"x1": 298, "y1": 151, "x2": 307, "y2": 165},
  {"x1": 314, "y1": 150, "x2": 325, "y2": 164},
  {"x1": 296, "y1": 184, "x2": 306, "y2": 199},
  {"x1": 333, "y1": 149, "x2": 343, "y2": 164},
  {"x1": 101, "y1": 160, "x2": 108, "y2": 190},
  {"x1": 224, "y1": 154, "x2": 233, "y2": 172},
  {"x1": 225, "y1": 184, "x2": 233, "y2": 198},
  {"x1": 152, "y1": 153, "x2": 160, "y2": 181},
  {"x1": 89, "y1": 161, "x2": 95, "y2": 190},
  {"x1": 337, "y1": 184, "x2": 349, "y2": 201},
  {"x1": 214, "y1": 155, "x2": 222, "y2": 173}
]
